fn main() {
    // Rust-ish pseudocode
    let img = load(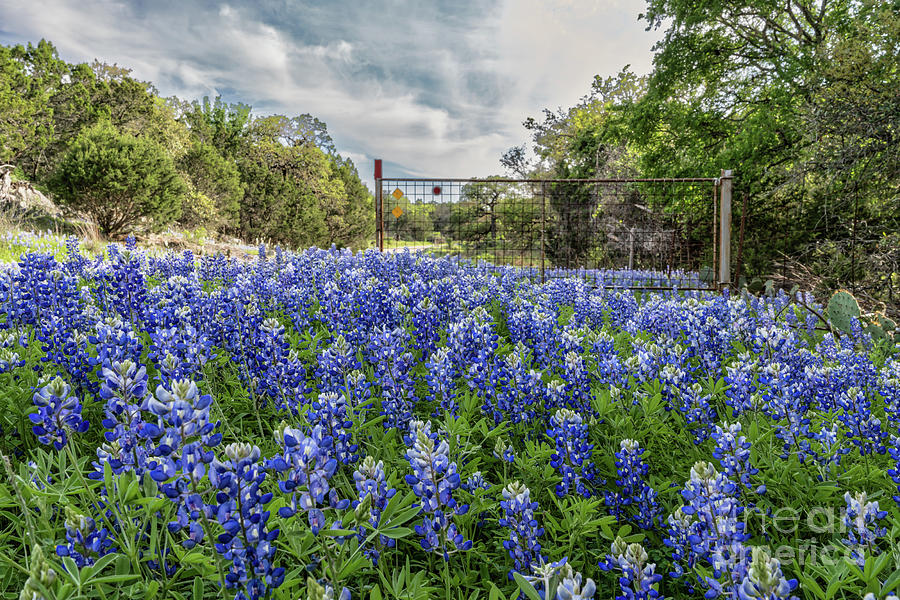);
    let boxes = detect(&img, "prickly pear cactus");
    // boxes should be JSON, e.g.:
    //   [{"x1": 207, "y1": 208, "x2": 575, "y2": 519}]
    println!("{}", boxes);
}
[{"x1": 827, "y1": 290, "x2": 861, "y2": 334}]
